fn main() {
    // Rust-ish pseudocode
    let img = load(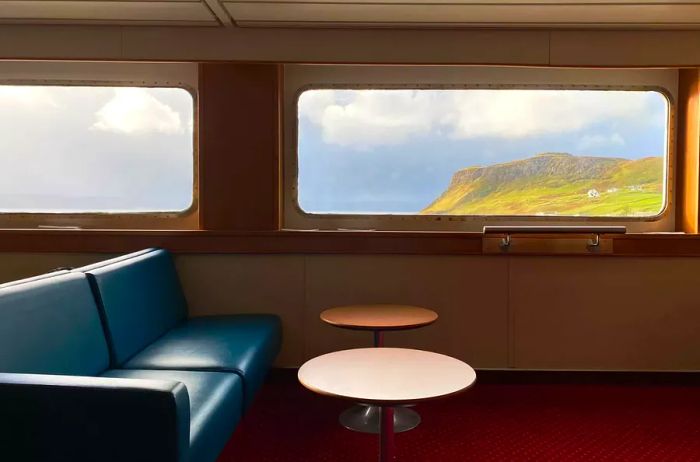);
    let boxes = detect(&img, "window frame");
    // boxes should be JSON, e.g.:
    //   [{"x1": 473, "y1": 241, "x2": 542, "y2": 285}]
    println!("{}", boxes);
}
[
  {"x1": 283, "y1": 65, "x2": 678, "y2": 233},
  {"x1": 0, "y1": 61, "x2": 199, "y2": 230}
]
